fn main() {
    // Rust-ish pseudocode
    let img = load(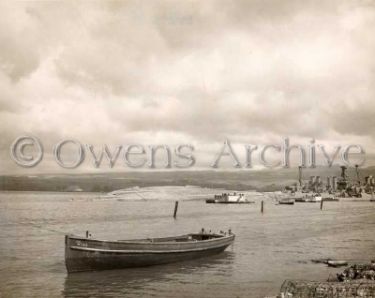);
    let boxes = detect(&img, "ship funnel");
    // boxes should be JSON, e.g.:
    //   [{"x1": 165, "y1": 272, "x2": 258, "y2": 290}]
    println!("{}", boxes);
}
[
  {"x1": 332, "y1": 176, "x2": 337, "y2": 191},
  {"x1": 340, "y1": 166, "x2": 347, "y2": 179},
  {"x1": 326, "y1": 177, "x2": 331, "y2": 190}
]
